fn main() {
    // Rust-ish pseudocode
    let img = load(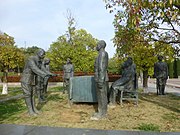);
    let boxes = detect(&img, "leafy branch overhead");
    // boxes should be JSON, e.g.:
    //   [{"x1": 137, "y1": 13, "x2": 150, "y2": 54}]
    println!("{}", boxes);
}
[{"x1": 104, "y1": 0, "x2": 180, "y2": 45}]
